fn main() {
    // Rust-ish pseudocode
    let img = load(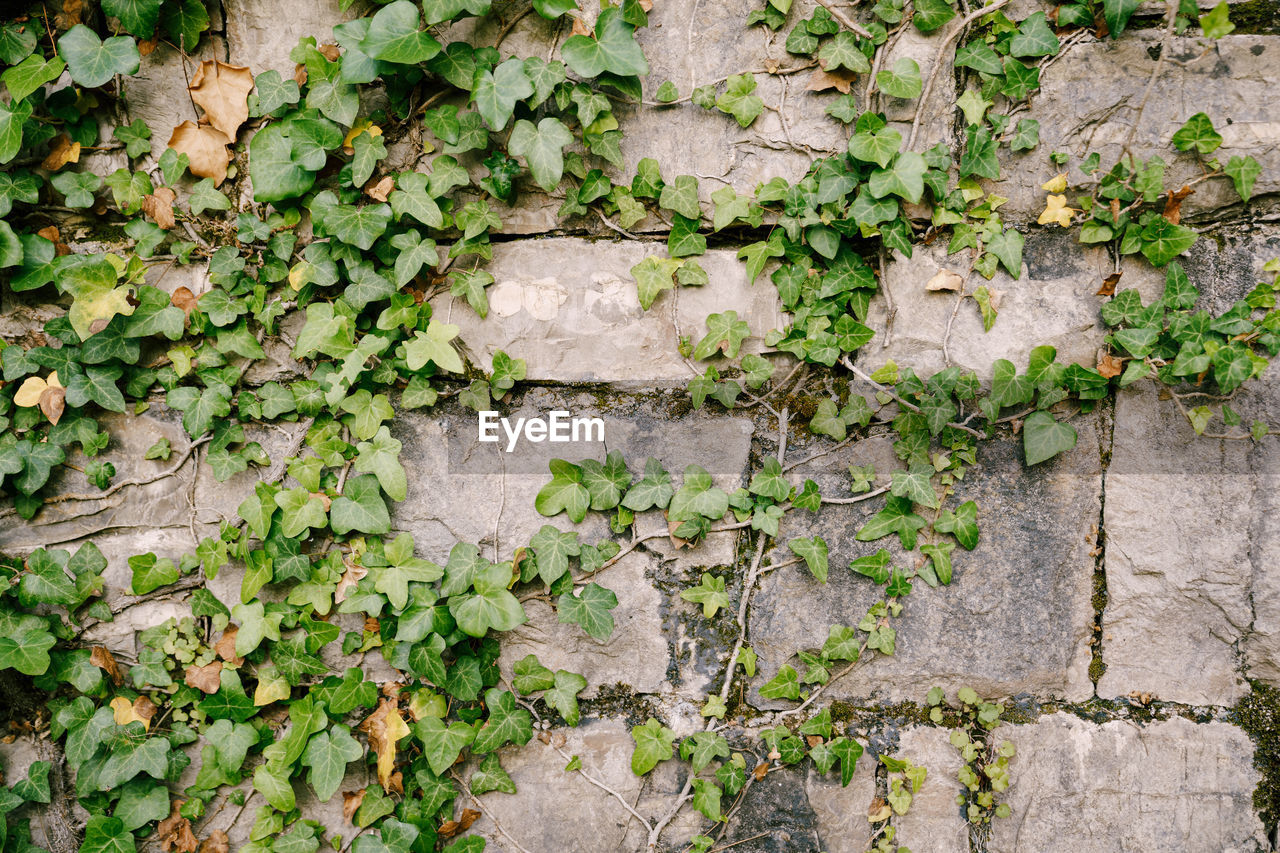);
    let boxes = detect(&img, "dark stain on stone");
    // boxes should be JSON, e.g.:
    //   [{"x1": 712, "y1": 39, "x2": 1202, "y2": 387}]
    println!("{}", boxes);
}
[
  {"x1": 1232, "y1": 681, "x2": 1280, "y2": 840},
  {"x1": 1252, "y1": 44, "x2": 1266, "y2": 55},
  {"x1": 723, "y1": 770, "x2": 822, "y2": 853}
]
